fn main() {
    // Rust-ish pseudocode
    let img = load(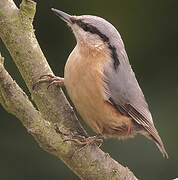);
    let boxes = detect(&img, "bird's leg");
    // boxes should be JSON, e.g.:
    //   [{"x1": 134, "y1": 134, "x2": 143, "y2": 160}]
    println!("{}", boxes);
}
[
  {"x1": 64, "y1": 134, "x2": 104, "y2": 147},
  {"x1": 54, "y1": 124, "x2": 103, "y2": 147},
  {"x1": 64, "y1": 135, "x2": 104, "y2": 155},
  {"x1": 32, "y1": 74, "x2": 64, "y2": 90}
]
